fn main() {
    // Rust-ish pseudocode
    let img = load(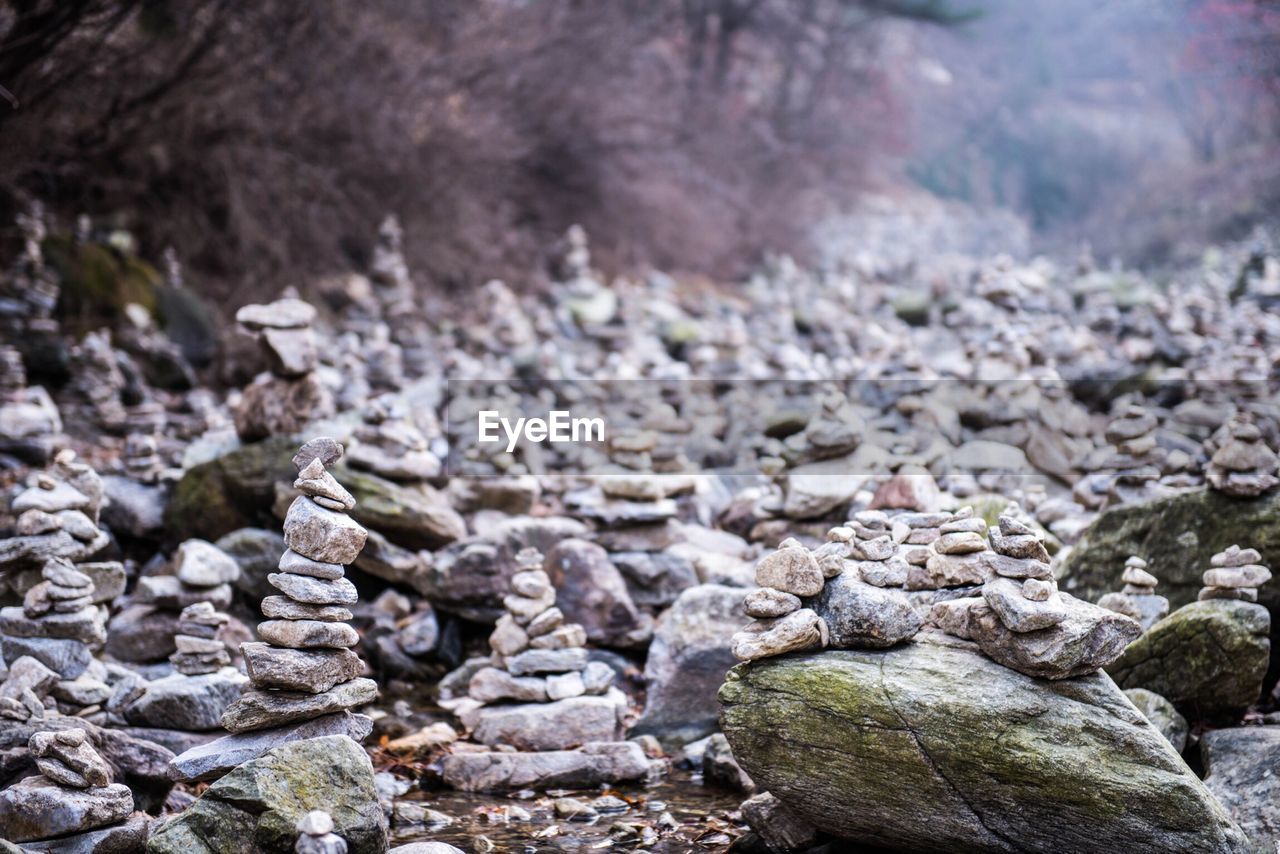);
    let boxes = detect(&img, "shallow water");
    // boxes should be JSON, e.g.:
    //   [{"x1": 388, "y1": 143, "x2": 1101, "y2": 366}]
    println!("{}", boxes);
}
[{"x1": 393, "y1": 769, "x2": 746, "y2": 853}]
